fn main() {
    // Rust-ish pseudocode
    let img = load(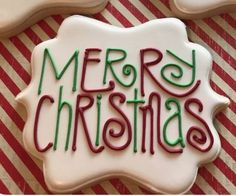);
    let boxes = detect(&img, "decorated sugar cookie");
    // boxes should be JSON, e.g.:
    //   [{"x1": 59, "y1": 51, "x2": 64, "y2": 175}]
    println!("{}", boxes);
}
[
  {"x1": 0, "y1": 0, "x2": 108, "y2": 37},
  {"x1": 170, "y1": 0, "x2": 236, "y2": 19},
  {"x1": 16, "y1": 16, "x2": 229, "y2": 194}
]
